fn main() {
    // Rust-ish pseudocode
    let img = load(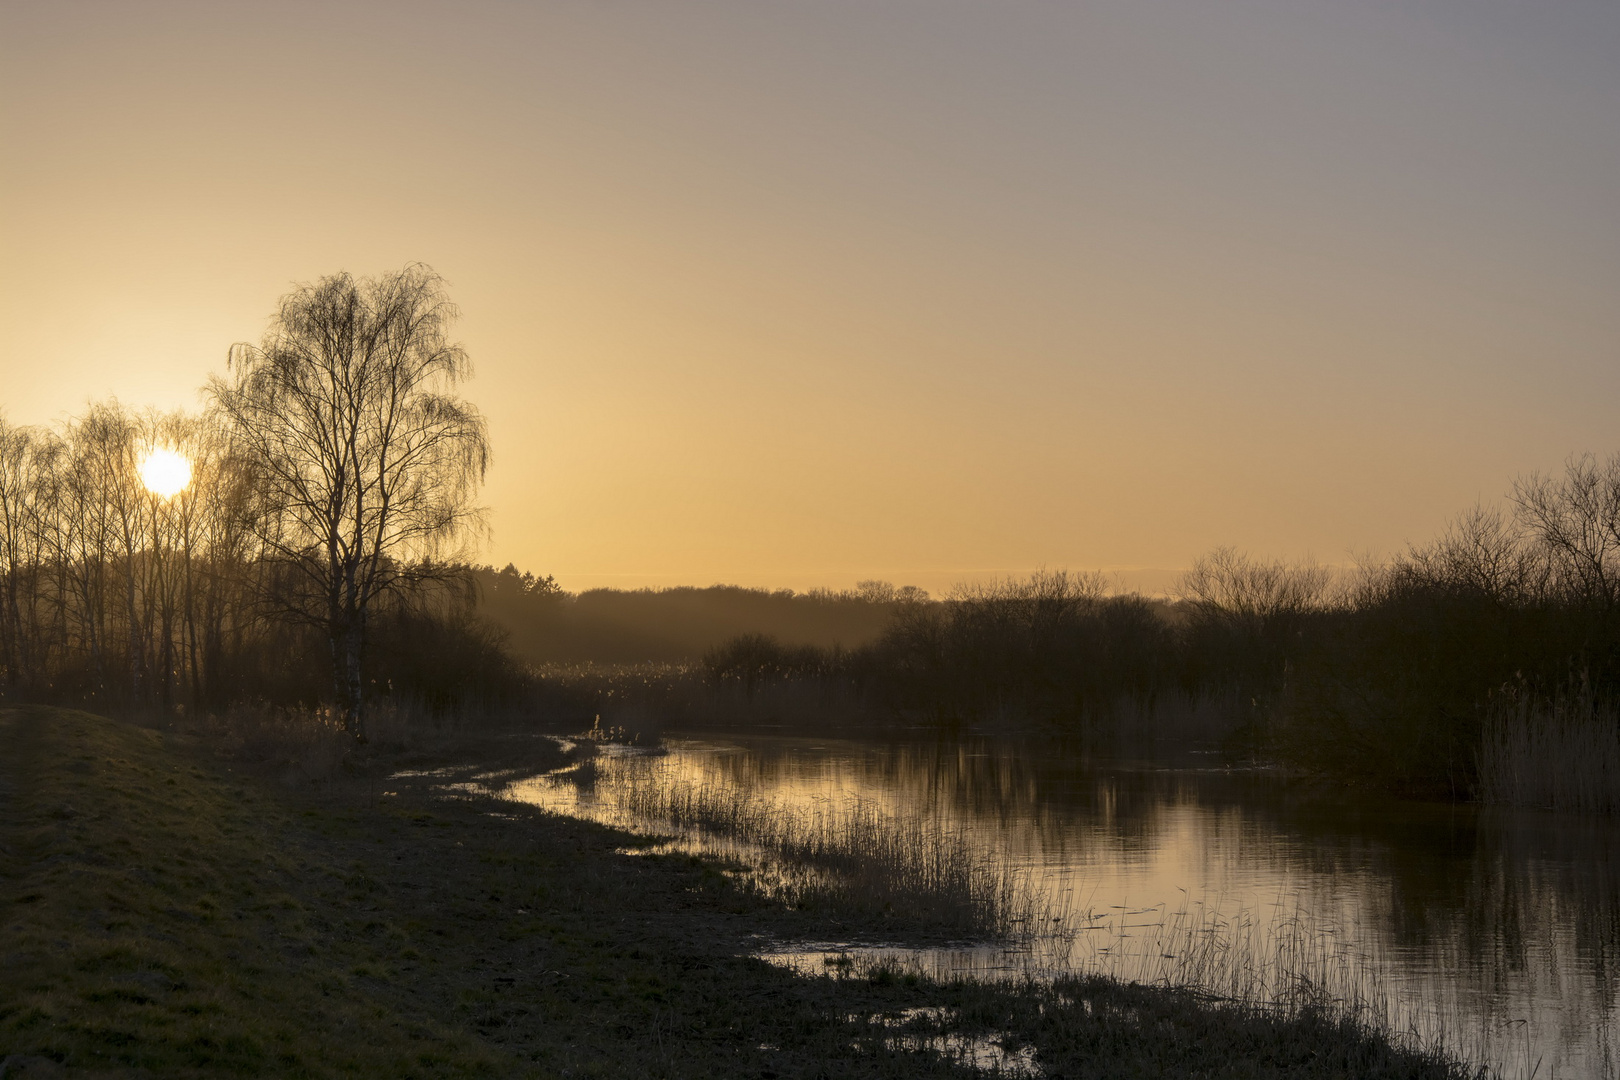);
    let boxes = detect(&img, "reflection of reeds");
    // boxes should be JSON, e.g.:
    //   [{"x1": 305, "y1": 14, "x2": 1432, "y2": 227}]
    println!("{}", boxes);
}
[
  {"x1": 1477, "y1": 689, "x2": 1620, "y2": 813},
  {"x1": 558, "y1": 751, "x2": 600, "y2": 790},
  {"x1": 587, "y1": 769, "x2": 1032, "y2": 935}
]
